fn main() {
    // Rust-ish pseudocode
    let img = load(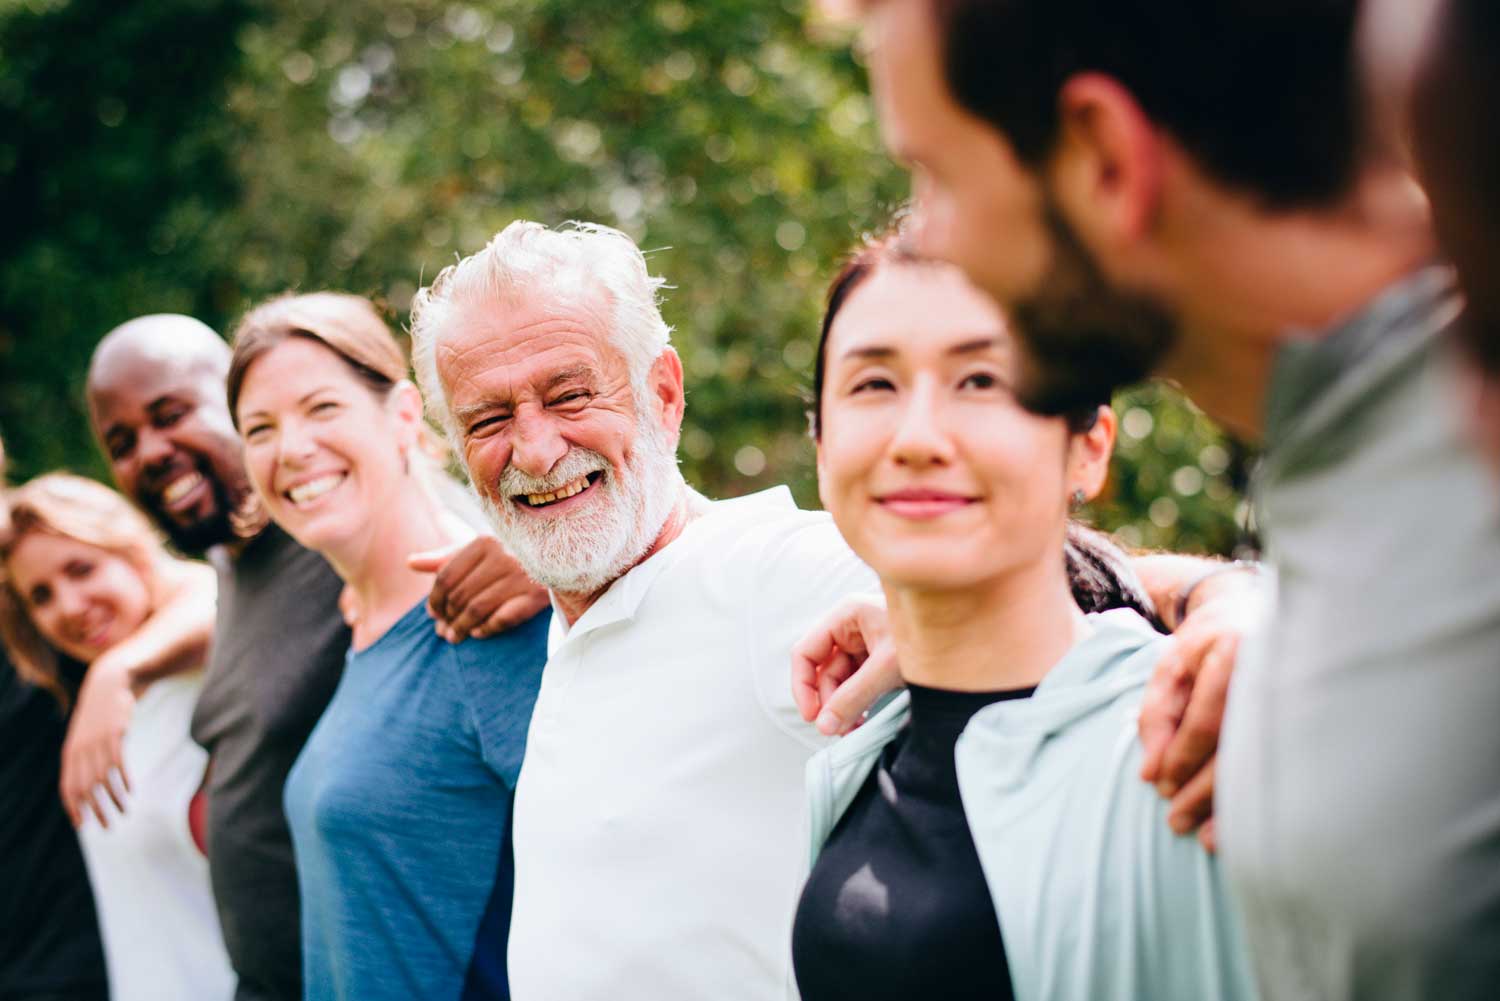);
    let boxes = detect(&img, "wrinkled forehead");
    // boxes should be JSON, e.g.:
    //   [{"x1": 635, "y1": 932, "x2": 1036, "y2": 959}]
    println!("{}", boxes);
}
[{"x1": 437, "y1": 290, "x2": 623, "y2": 387}]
